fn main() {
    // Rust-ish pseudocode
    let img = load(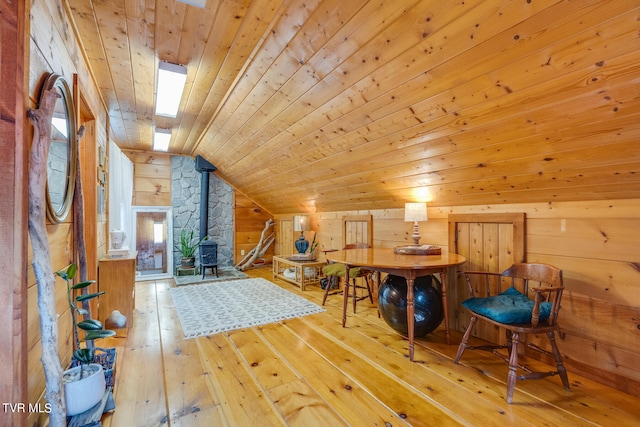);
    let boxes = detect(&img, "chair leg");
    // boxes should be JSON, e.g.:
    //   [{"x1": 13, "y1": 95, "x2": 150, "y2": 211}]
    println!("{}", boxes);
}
[
  {"x1": 322, "y1": 276, "x2": 335, "y2": 306},
  {"x1": 507, "y1": 332, "x2": 520, "y2": 404},
  {"x1": 342, "y1": 277, "x2": 349, "y2": 327},
  {"x1": 365, "y1": 276, "x2": 373, "y2": 304},
  {"x1": 351, "y1": 278, "x2": 357, "y2": 313},
  {"x1": 454, "y1": 316, "x2": 477, "y2": 364},
  {"x1": 345, "y1": 276, "x2": 374, "y2": 314},
  {"x1": 547, "y1": 331, "x2": 571, "y2": 391}
]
